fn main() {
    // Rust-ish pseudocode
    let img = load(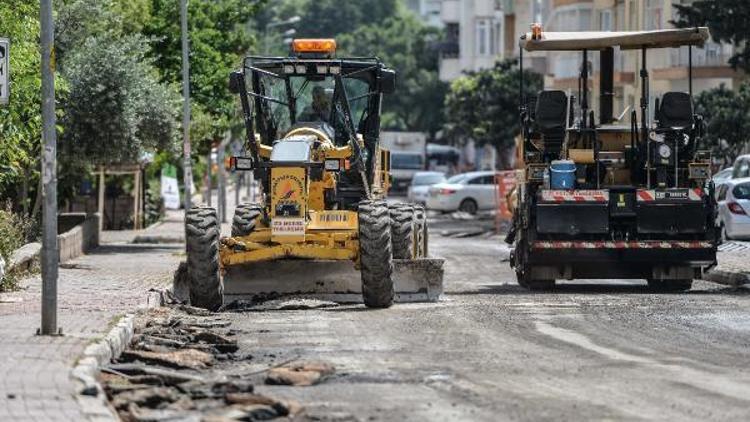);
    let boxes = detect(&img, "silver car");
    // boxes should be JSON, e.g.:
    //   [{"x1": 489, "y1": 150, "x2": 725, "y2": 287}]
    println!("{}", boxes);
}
[
  {"x1": 426, "y1": 171, "x2": 498, "y2": 214},
  {"x1": 717, "y1": 177, "x2": 750, "y2": 240},
  {"x1": 407, "y1": 171, "x2": 446, "y2": 204}
]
